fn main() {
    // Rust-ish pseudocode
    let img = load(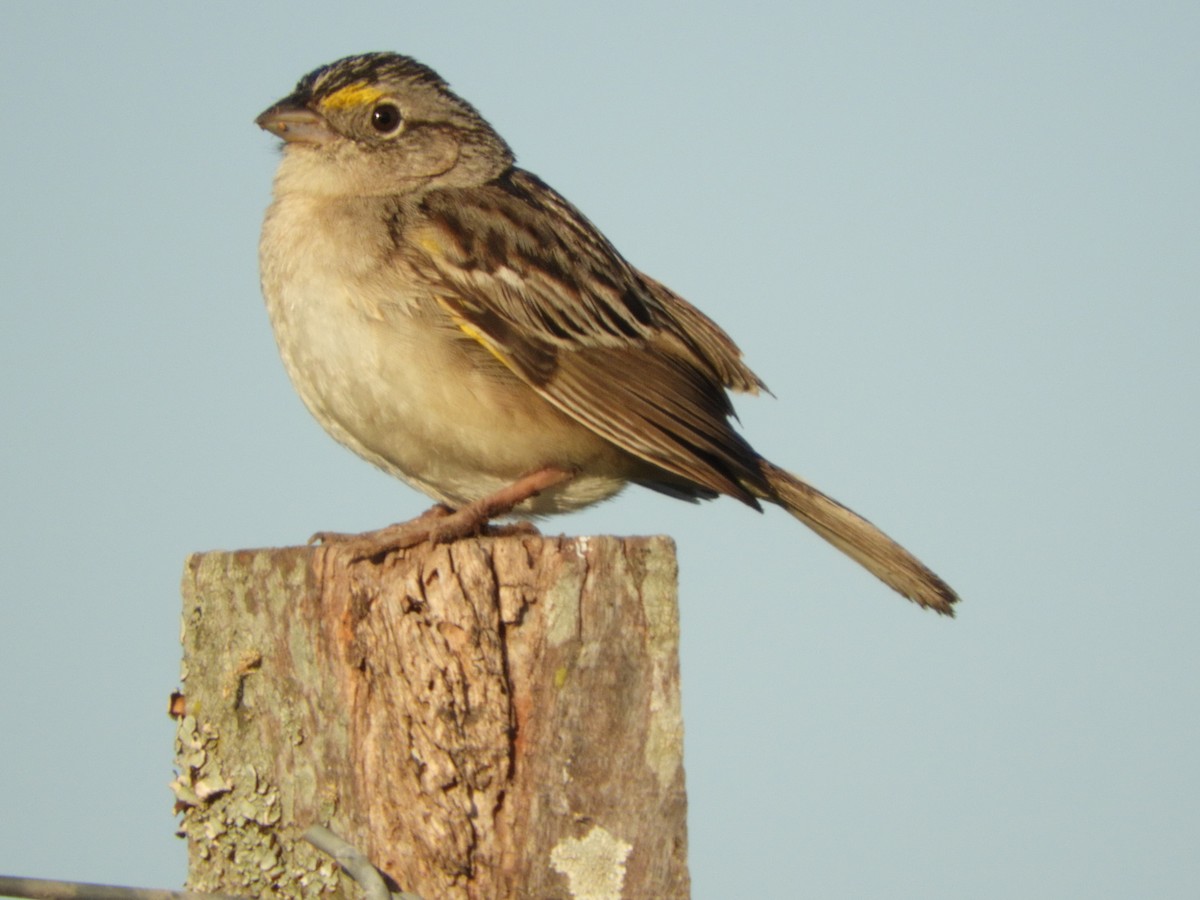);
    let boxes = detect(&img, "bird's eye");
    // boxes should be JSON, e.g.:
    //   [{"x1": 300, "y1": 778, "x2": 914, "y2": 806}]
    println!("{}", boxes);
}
[{"x1": 370, "y1": 102, "x2": 403, "y2": 135}]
